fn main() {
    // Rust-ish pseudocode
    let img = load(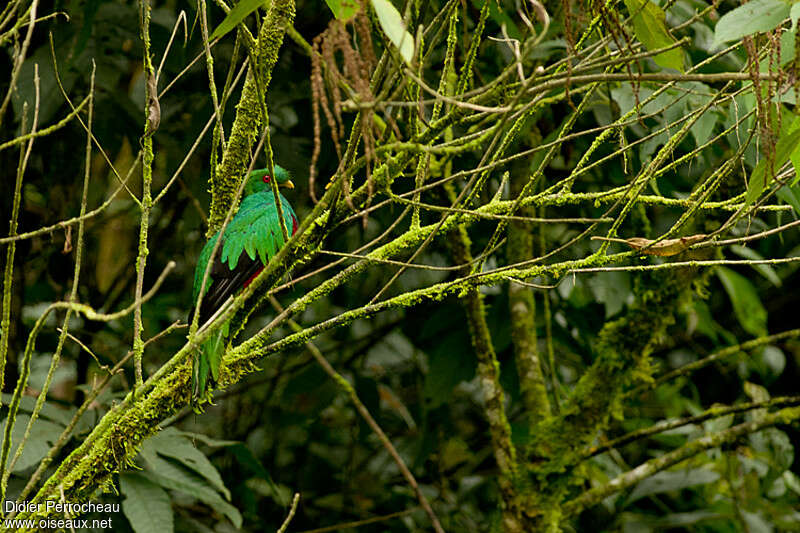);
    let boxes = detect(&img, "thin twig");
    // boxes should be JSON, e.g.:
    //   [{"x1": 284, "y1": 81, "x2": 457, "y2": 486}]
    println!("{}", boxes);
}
[
  {"x1": 296, "y1": 509, "x2": 416, "y2": 533},
  {"x1": 276, "y1": 493, "x2": 301, "y2": 533},
  {"x1": 269, "y1": 296, "x2": 445, "y2": 533}
]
